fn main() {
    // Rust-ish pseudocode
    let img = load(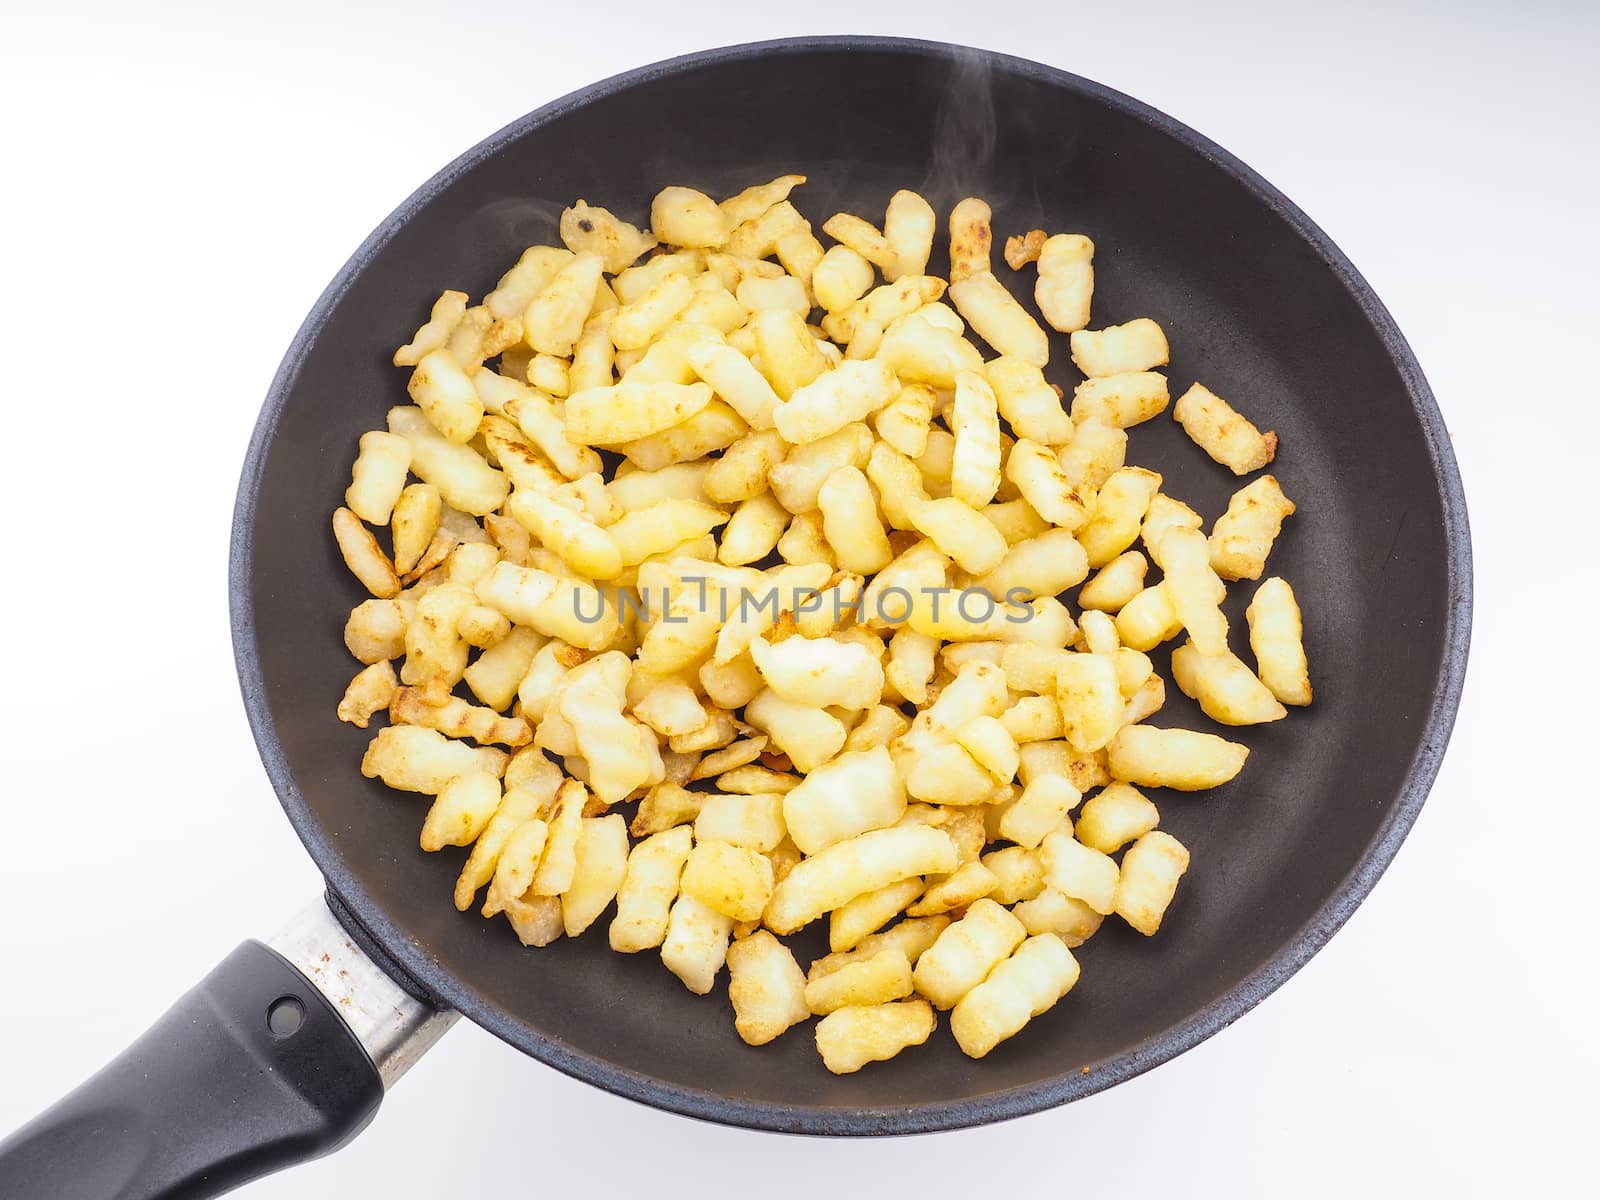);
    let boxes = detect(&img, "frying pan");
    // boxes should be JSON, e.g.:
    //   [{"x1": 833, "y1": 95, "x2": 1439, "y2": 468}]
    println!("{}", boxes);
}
[{"x1": 0, "y1": 35, "x2": 1471, "y2": 1198}]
